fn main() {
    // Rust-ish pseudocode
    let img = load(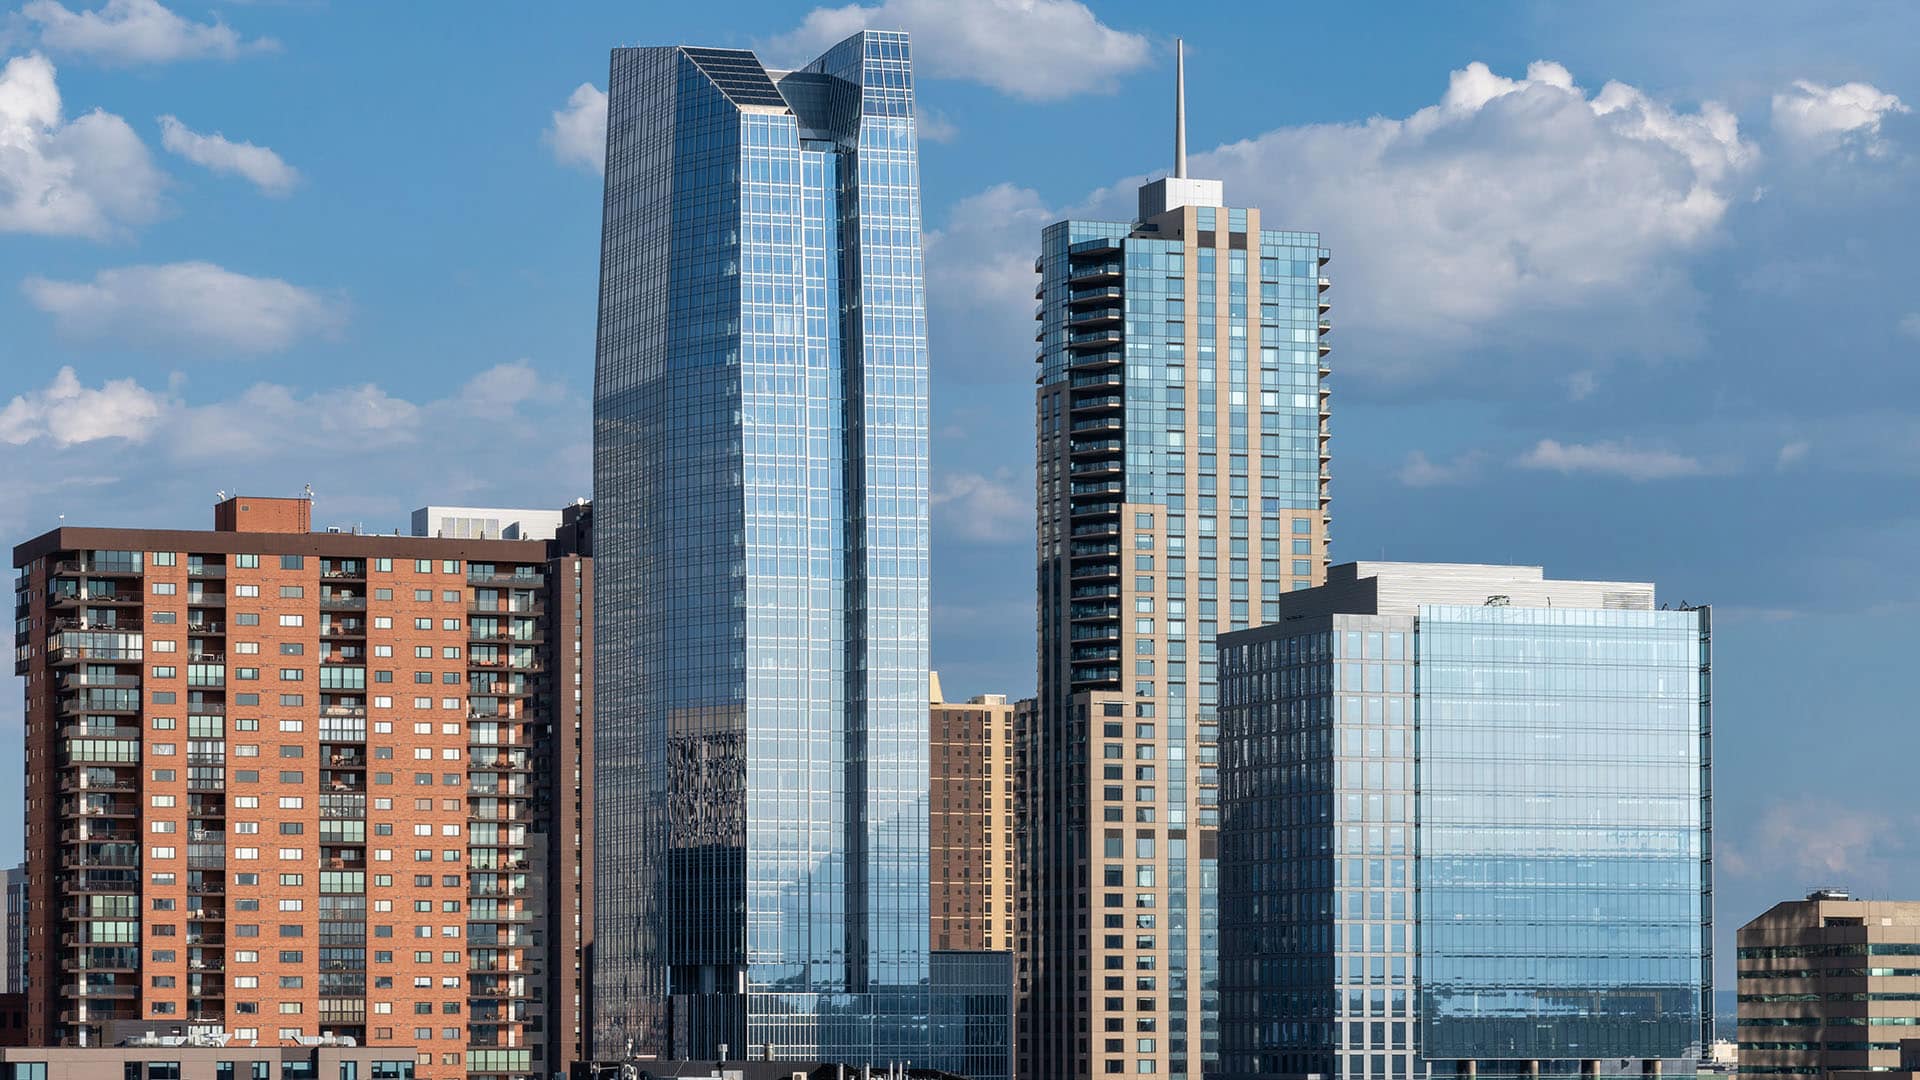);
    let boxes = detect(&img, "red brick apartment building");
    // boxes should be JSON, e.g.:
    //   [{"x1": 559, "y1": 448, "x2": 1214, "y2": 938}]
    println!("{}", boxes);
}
[{"x1": 10, "y1": 496, "x2": 593, "y2": 1080}]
